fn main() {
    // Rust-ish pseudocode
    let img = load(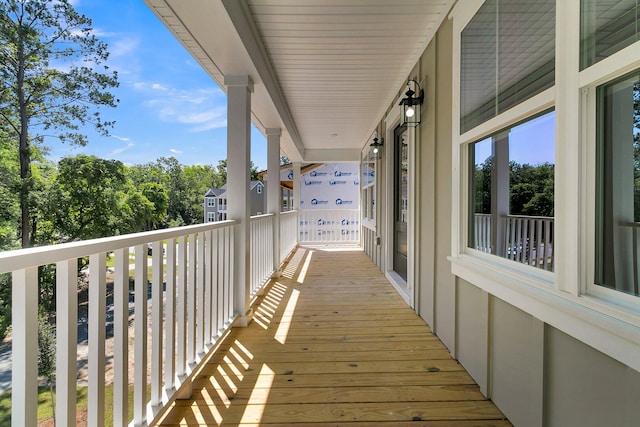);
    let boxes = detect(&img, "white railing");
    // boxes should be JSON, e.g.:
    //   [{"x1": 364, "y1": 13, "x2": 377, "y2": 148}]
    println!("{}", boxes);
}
[
  {"x1": 1, "y1": 220, "x2": 238, "y2": 427},
  {"x1": 299, "y1": 209, "x2": 360, "y2": 244},
  {"x1": 250, "y1": 214, "x2": 274, "y2": 296},
  {"x1": 473, "y1": 213, "x2": 554, "y2": 271},
  {"x1": 473, "y1": 213, "x2": 492, "y2": 253},
  {"x1": 280, "y1": 210, "x2": 298, "y2": 260},
  {"x1": 504, "y1": 214, "x2": 554, "y2": 271}
]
